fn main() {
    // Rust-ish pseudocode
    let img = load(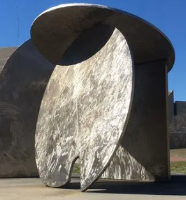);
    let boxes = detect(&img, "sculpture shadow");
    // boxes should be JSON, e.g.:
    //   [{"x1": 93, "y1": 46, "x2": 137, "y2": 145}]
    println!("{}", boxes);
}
[
  {"x1": 64, "y1": 175, "x2": 186, "y2": 196},
  {"x1": 59, "y1": 23, "x2": 115, "y2": 66}
]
